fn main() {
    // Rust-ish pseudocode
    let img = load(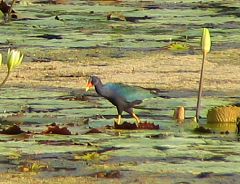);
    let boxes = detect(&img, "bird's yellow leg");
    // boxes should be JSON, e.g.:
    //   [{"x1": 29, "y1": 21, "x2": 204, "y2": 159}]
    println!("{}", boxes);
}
[
  {"x1": 132, "y1": 113, "x2": 141, "y2": 124},
  {"x1": 116, "y1": 115, "x2": 122, "y2": 125}
]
